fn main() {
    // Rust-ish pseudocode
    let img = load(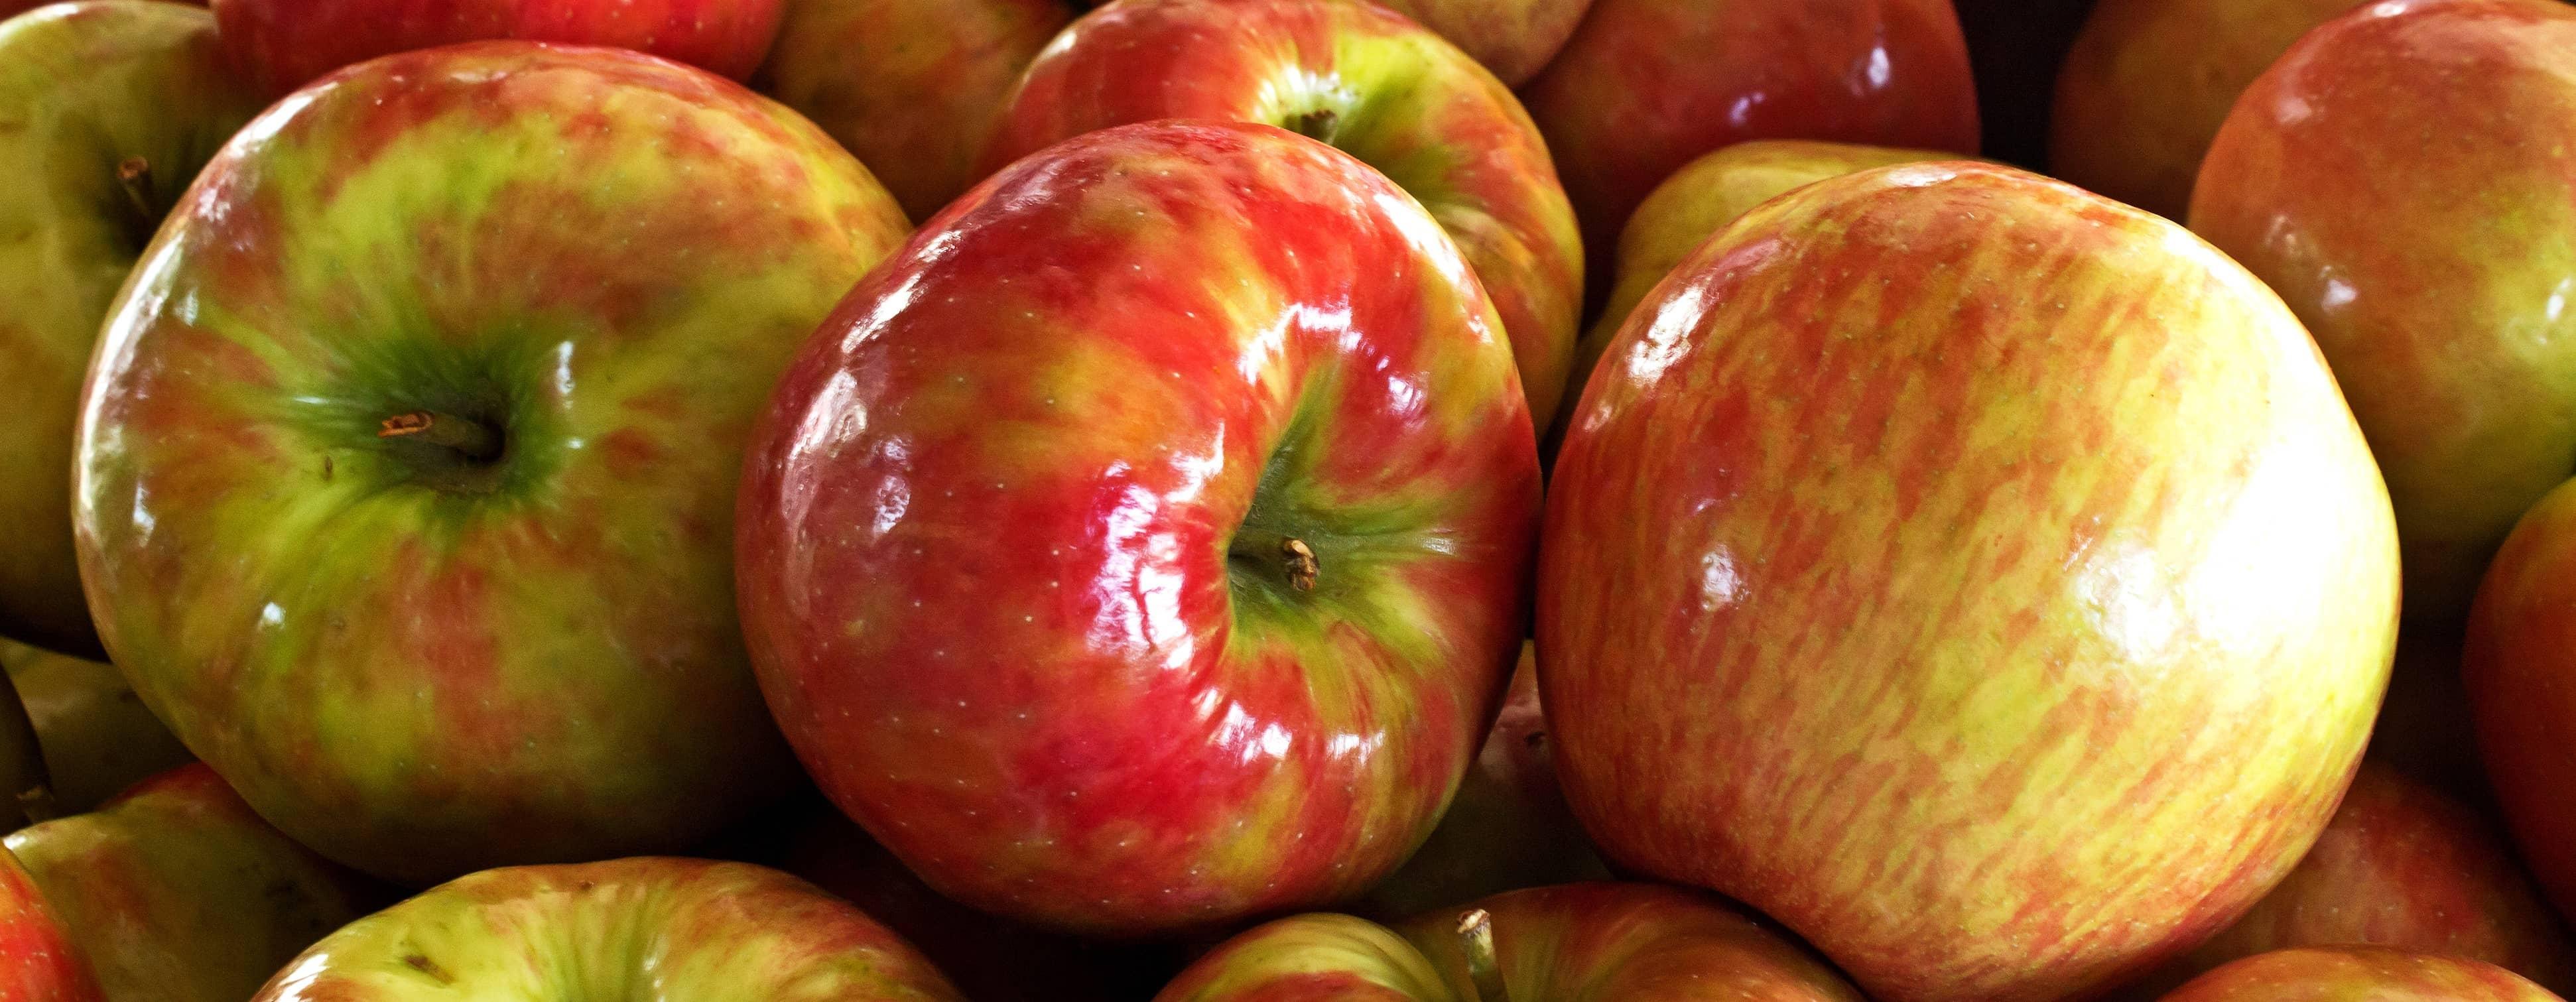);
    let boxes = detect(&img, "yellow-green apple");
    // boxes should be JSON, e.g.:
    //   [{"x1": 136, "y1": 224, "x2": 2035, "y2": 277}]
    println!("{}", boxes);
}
[
  {"x1": 1542, "y1": 160, "x2": 2400, "y2": 1001},
  {"x1": 71, "y1": 41, "x2": 911, "y2": 885},
  {"x1": 986, "y1": 0, "x2": 1582, "y2": 426},
  {"x1": 756, "y1": 0, "x2": 1073, "y2": 221},
  {"x1": 4, "y1": 764, "x2": 381, "y2": 1002},
  {"x1": 2114, "y1": 760, "x2": 2575, "y2": 997},
  {"x1": 0, "y1": 641, "x2": 188, "y2": 815},
  {"x1": 2465, "y1": 476, "x2": 2576, "y2": 923},
  {"x1": 2052, "y1": 0, "x2": 2359, "y2": 219},
  {"x1": 736, "y1": 120, "x2": 1542, "y2": 936},
  {"x1": 209, "y1": 0, "x2": 785, "y2": 95},
  {"x1": 0, "y1": 0, "x2": 263, "y2": 659},
  {"x1": 0, "y1": 678, "x2": 46, "y2": 829},
  {"x1": 0, "y1": 850, "x2": 97, "y2": 1002},
  {"x1": 2189, "y1": 0, "x2": 2576, "y2": 627},
  {"x1": 251, "y1": 858, "x2": 964, "y2": 1000},
  {"x1": 1355, "y1": 644, "x2": 1606, "y2": 920},
  {"x1": 1156, "y1": 883, "x2": 1862, "y2": 1001},
  {"x1": 1518, "y1": 0, "x2": 1979, "y2": 285},
  {"x1": 1370, "y1": 0, "x2": 1591, "y2": 86},
  {"x1": 2159, "y1": 947, "x2": 2567, "y2": 1002}
]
